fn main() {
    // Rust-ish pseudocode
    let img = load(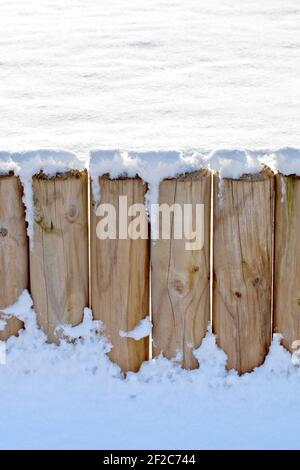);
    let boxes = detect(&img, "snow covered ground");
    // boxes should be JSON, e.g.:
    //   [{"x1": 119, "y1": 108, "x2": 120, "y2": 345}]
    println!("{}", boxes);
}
[
  {"x1": 1, "y1": 0, "x2": 300, "y2": 450},
  {"x1": 0, "y1": 0, "x2": 300, "y2": 159},
  {"x1": 1, "y1": 291, "x2": 300, "y2": 450}
]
